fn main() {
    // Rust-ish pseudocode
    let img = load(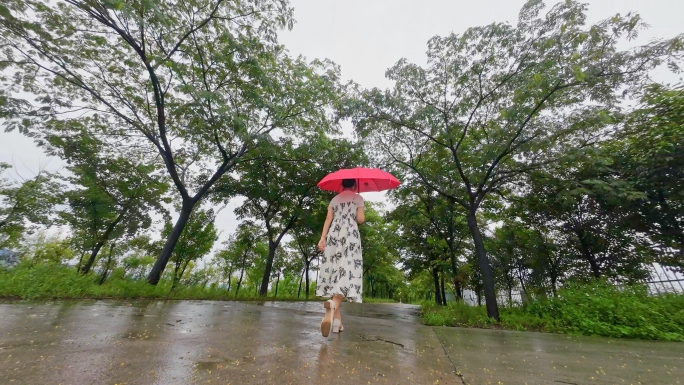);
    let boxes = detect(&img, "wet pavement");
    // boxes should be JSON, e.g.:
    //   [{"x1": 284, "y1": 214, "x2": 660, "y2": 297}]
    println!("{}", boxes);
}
[
  {"x1": 434, "y1": 327, "x2": 684, "y2": 385},
  {"x1": 0, "y1": 300, "x2": 682, "y2": 385}
]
